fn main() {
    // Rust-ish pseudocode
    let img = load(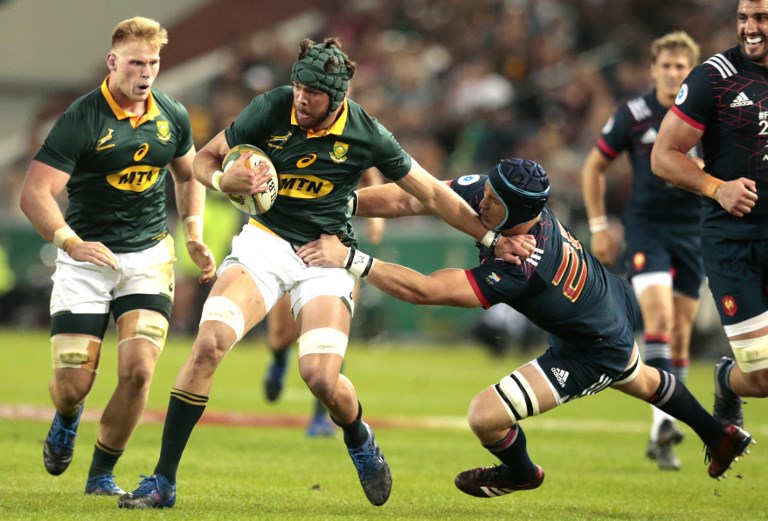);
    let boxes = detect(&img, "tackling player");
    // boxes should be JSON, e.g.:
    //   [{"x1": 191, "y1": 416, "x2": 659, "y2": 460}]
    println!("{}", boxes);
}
[{"x1": 299, "y1": 158, "x2": 753, "y2": 494}]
